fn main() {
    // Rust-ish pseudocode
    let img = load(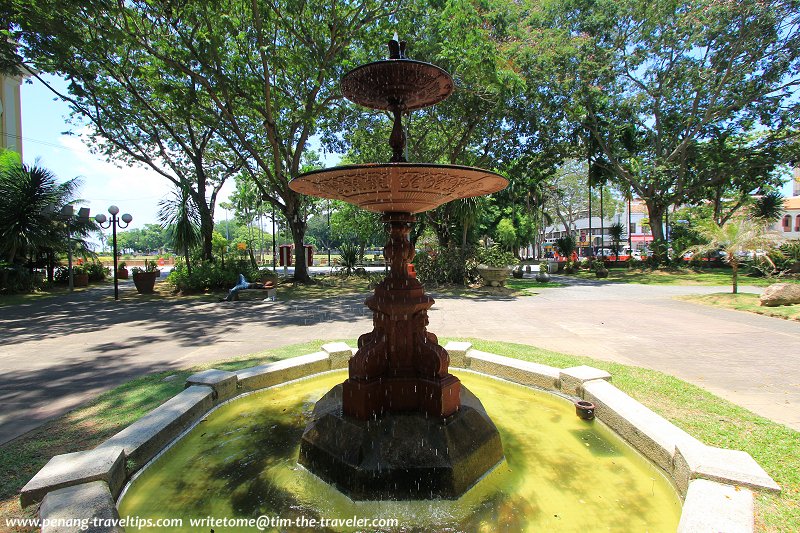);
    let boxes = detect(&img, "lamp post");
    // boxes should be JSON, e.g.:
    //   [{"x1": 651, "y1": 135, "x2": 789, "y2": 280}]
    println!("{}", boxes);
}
[
  {"x1": 95, "y1": 205, "x2": 132, "y2": 300},
  {"x1": 58, "y1": 205, "x2": 91, "y2": 292},
  {"x1": 327, "y1": 200, "x2": 331, "y2": 272}
]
